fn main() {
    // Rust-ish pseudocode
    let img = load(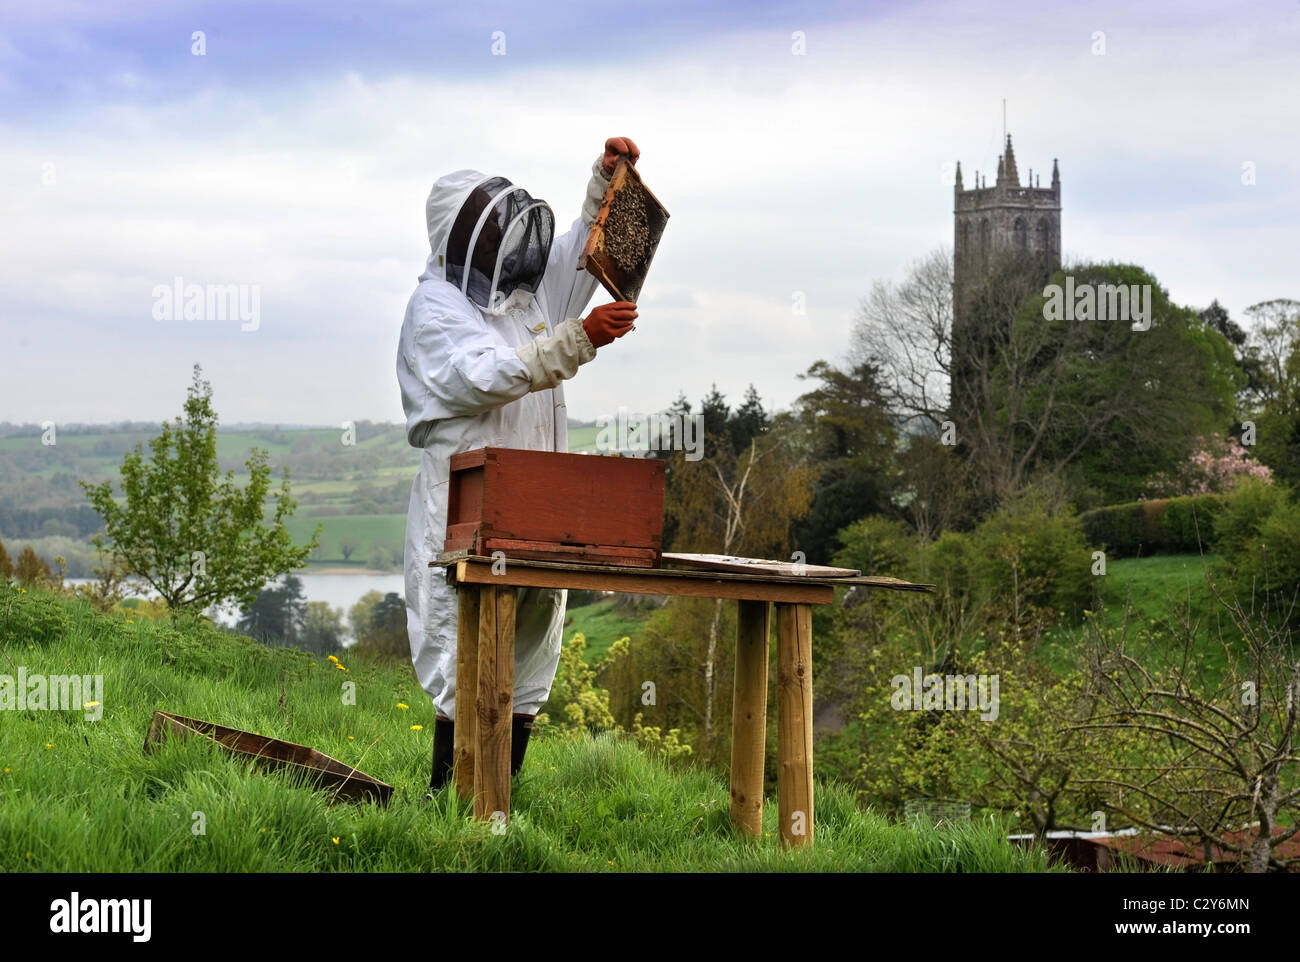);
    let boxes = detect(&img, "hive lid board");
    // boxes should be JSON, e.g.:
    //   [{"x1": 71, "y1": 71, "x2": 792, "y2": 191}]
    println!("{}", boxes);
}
[
  {"x1": 662, "y1": 552, "x2": 862, "y2": 578},
  {"x1": 143, "y1": 710, "x2": 393, "y2": 805}
]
